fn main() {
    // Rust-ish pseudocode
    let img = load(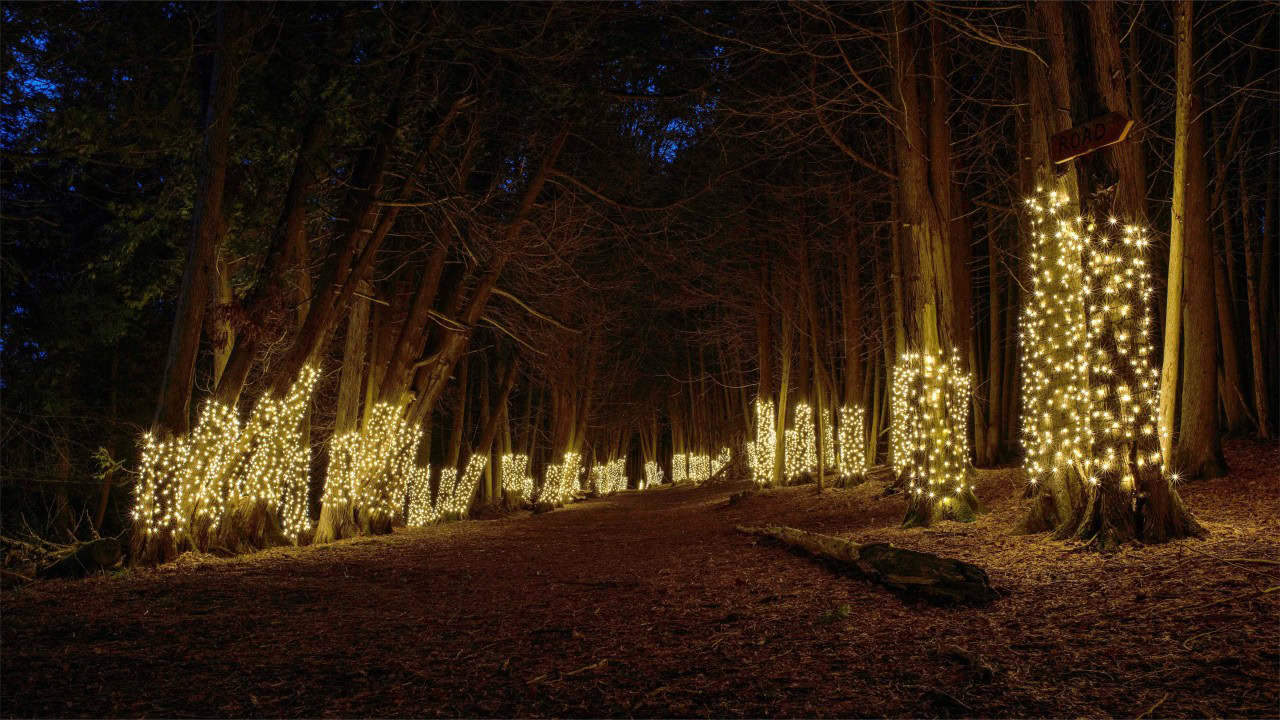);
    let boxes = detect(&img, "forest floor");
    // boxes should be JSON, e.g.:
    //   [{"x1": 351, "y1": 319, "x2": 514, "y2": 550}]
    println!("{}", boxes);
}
[{"x1": 3, "y1": 439, "x2": 1277, "y2": 719}]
